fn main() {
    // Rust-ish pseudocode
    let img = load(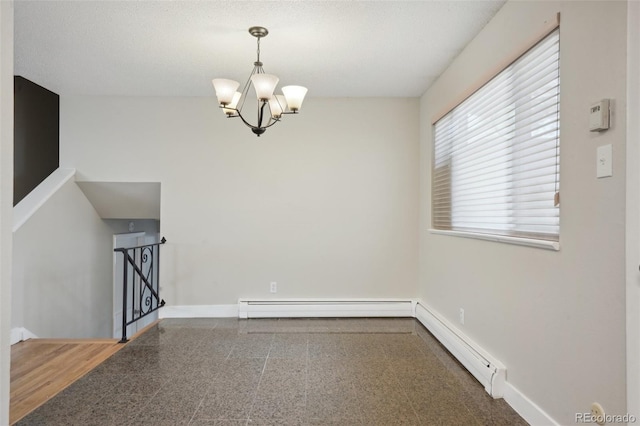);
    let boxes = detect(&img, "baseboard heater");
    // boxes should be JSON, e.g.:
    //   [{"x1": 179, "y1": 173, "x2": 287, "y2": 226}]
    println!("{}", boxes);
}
[
  {"x1": 414, "y1": 302, "x2": 506, "y2": 398},
  {"x1": 237, "y1": 299, "x2": 414, "y2": 319}
]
